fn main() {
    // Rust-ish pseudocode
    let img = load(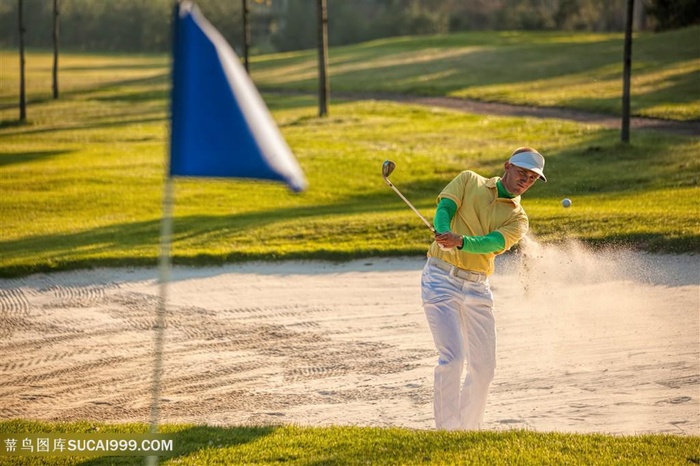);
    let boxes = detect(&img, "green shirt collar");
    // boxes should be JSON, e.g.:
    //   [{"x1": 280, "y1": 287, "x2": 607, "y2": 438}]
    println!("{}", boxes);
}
[{"x1": 496, "y1": 179, "x2": 516, "y2": 199}]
